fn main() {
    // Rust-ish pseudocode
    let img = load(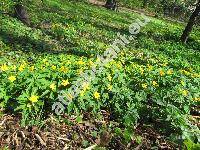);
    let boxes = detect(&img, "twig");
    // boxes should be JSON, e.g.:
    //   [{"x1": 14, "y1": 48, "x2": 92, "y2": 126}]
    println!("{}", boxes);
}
[
  {"x1": 35, "y1": 133, "x2": 46, "y2": 146},
  {"x1": 84, "y1": 144, "x2": 97, "y2": 150},
  {"x1": 57, "y1": 137, "x2": 70, "y2": 141},
  {"x1": 0, "y1": 118, "x2": 6, "y2": 126},
  {"x1": 20, "y1": 131, "x2": 26, "y2": 139}
]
